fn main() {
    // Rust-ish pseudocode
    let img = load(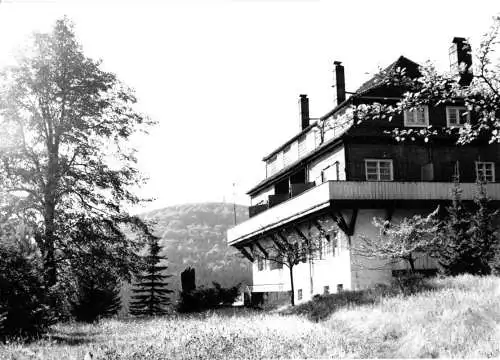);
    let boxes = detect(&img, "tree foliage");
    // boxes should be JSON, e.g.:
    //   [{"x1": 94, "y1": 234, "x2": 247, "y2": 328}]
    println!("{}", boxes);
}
[
  {"x1": 129, "y1": 238, "x2": 173, "y2": 316},
  {"x1": 177, "y1": 282, "x2": 240, "y2": 313},
  {"x1": 0, "y1": 221, "x2": 53, "y2": 338},
  {"x1": 71, "y1": 270, "x2": 122, "y2": 323},
  {"x1": 354, "y1": 208, "x2": 440, "y2": 272},
  {"x1": 437, "y1": 182, "x2": 499, "y2": 275},
  {"x1": 322, "y1": 16, "x2": 500, "y2": 145},
  {"x1": 0, "y1": 17, "x2": 155, "y2": 287},
  {"x1": 253, "y1": 223, "x2": 328, "y2": 306}
]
